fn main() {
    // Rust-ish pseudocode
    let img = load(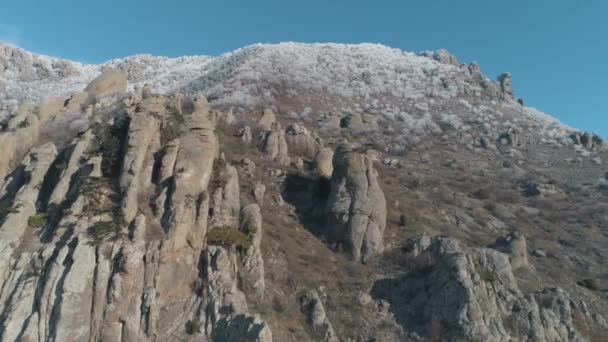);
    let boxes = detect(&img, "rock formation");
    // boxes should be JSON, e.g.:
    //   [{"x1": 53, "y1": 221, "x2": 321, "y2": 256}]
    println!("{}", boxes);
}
[
  {"x1": 315, "y1": 147, "x2": 334, "y2": 179},
  {"x1": 490, "y1": 232, "x2": 529, "y2": 270},
  {"x1": 325, "y1": 144, "x2": 387, "y2": 262},
  {"x1": 498, "y1": 72, "x2": 514, "y2": 99},
  {"x1": 257, "y1": 108, "x2": 276, "y2": 131},
  {"x1": 84, "y1": 69, "x2": 127, "y2": 99},
  {"x1": 260, "y1": 123, "x2": 290, "y2": 165},
  {"x1": 299, "y1": 290, "x2": 339, "y2": 342},
  {"x1": 285, "y1": 123, "x2": 322, "y2": 158},
  {"x1": 0, "y1": 76, "x2": 272, "y2": 342},
  {"x1": 1, "y1": 42, "x2": 607, "y2": 342},
  {"x1": 372, "y1": 236, "x2": 588, "y2": 342}
]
